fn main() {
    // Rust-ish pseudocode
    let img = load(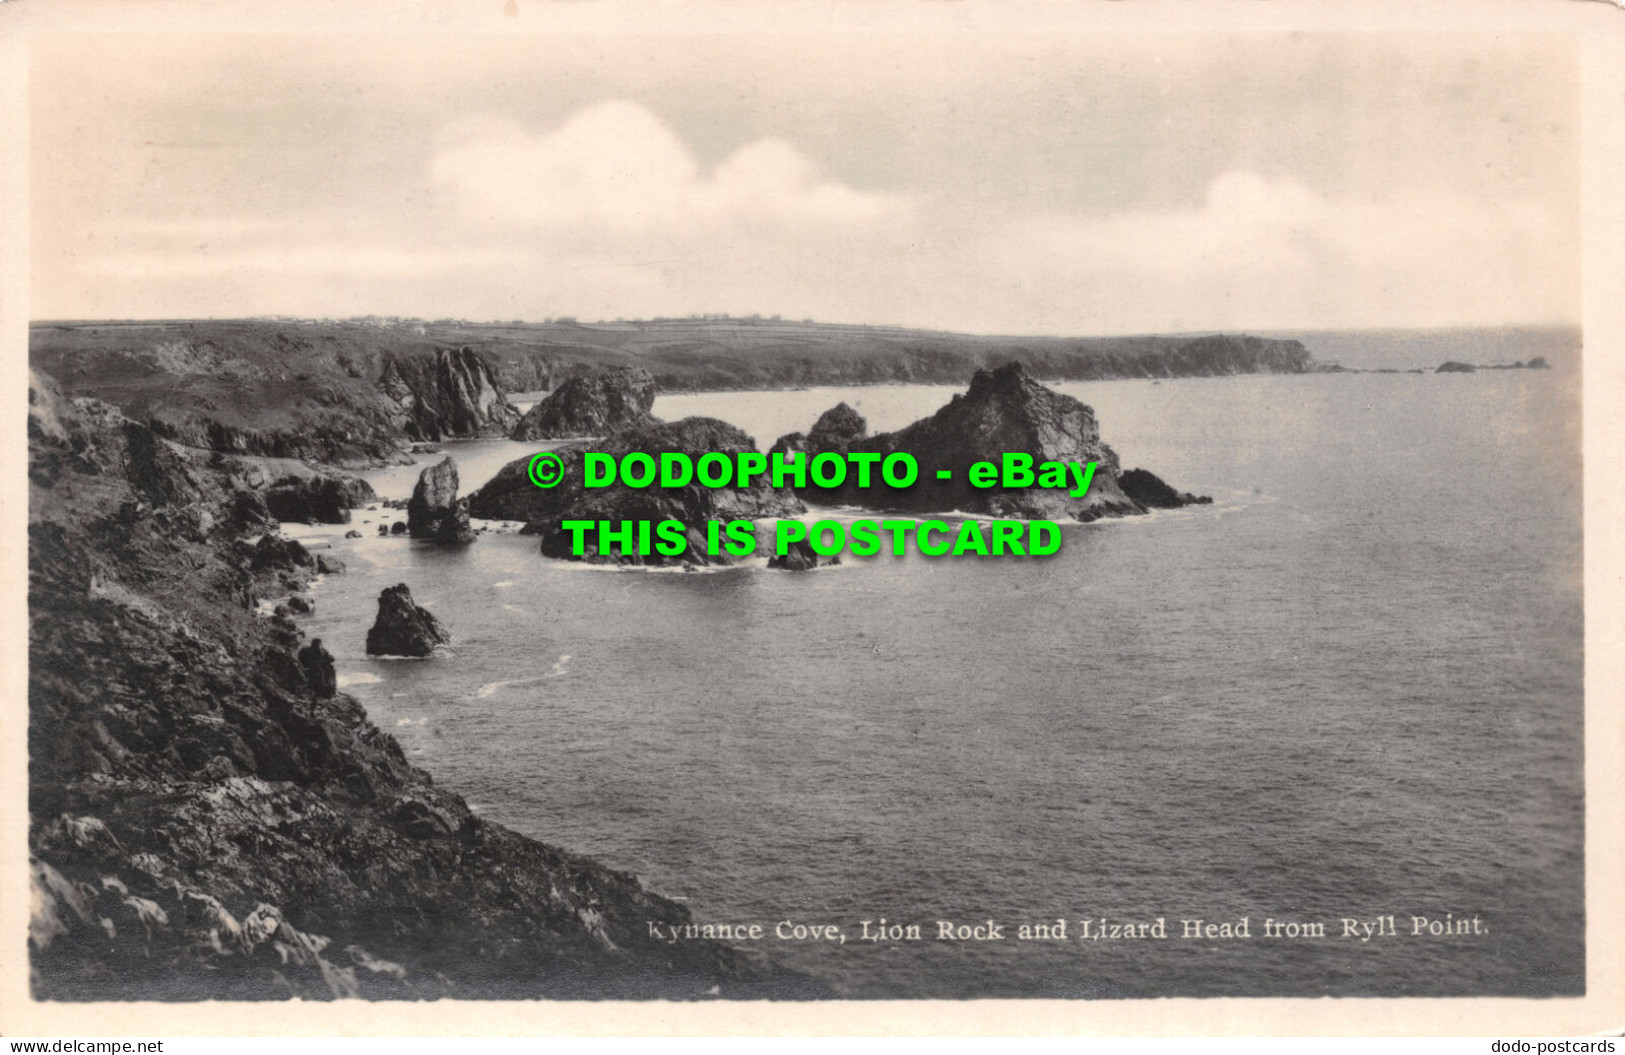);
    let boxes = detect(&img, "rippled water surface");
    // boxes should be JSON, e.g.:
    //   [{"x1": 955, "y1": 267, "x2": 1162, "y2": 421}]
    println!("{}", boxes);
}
[{"x1": 294, "y1": 369, "x2": 1582, "y2": 998}]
